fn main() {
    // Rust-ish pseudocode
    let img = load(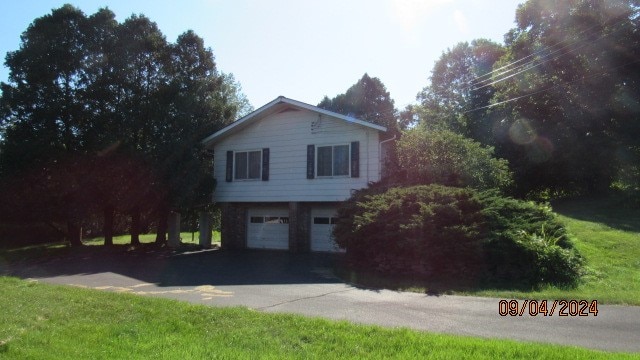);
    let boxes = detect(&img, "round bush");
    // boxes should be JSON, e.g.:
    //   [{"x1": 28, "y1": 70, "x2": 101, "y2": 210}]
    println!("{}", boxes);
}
[
  {"x1": 334, "y1": 184, "x2": 486, "y2": 281},
  {"x1": 334, "y1": 185, "x2": 583, "y2": 287},
  {"x1": 478, "y1": 192, "x2": 584, "y2": 286}
]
